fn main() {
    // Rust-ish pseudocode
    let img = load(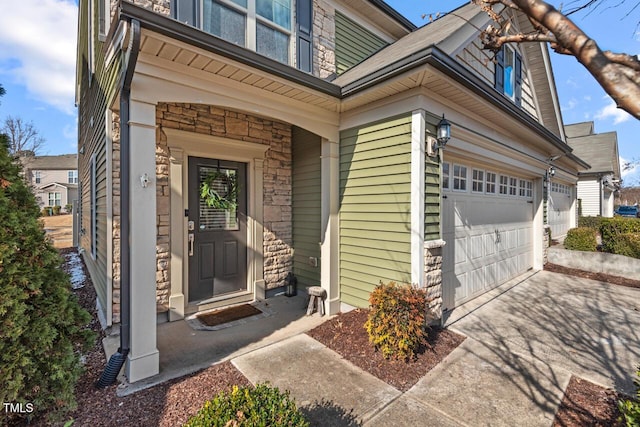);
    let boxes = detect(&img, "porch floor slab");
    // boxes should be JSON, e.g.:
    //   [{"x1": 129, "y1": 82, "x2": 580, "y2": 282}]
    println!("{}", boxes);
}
[{"x1": 115, "y1": 292, "x2": 328, "y2": 396}]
